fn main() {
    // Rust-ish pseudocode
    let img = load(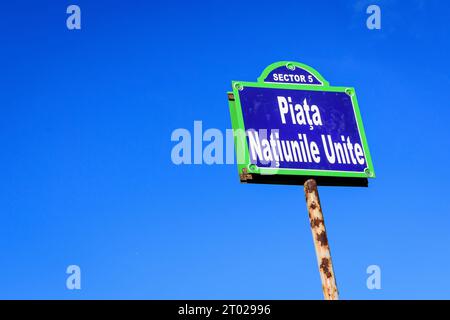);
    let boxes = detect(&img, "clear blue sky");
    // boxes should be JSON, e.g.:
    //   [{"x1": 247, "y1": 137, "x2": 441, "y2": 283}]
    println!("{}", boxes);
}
[{"x1": 0, "y1": 0, "x2": 449, "y2": 299}]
